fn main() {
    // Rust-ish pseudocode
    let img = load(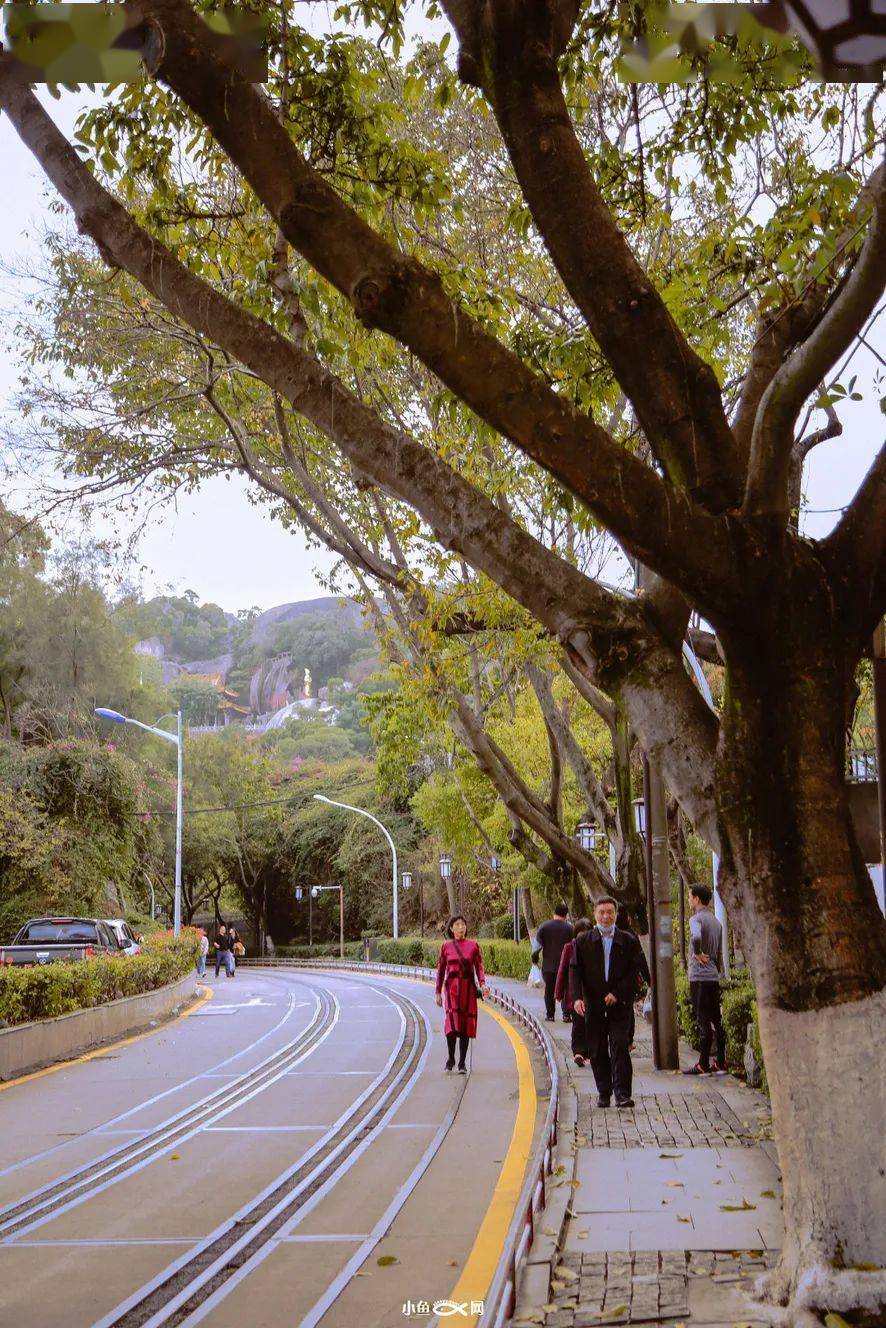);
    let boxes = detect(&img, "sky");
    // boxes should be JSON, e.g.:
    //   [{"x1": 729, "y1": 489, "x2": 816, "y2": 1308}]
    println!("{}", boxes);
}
[{"x1": 0, "y1": 56, "x2": 882, "y2": 613}]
